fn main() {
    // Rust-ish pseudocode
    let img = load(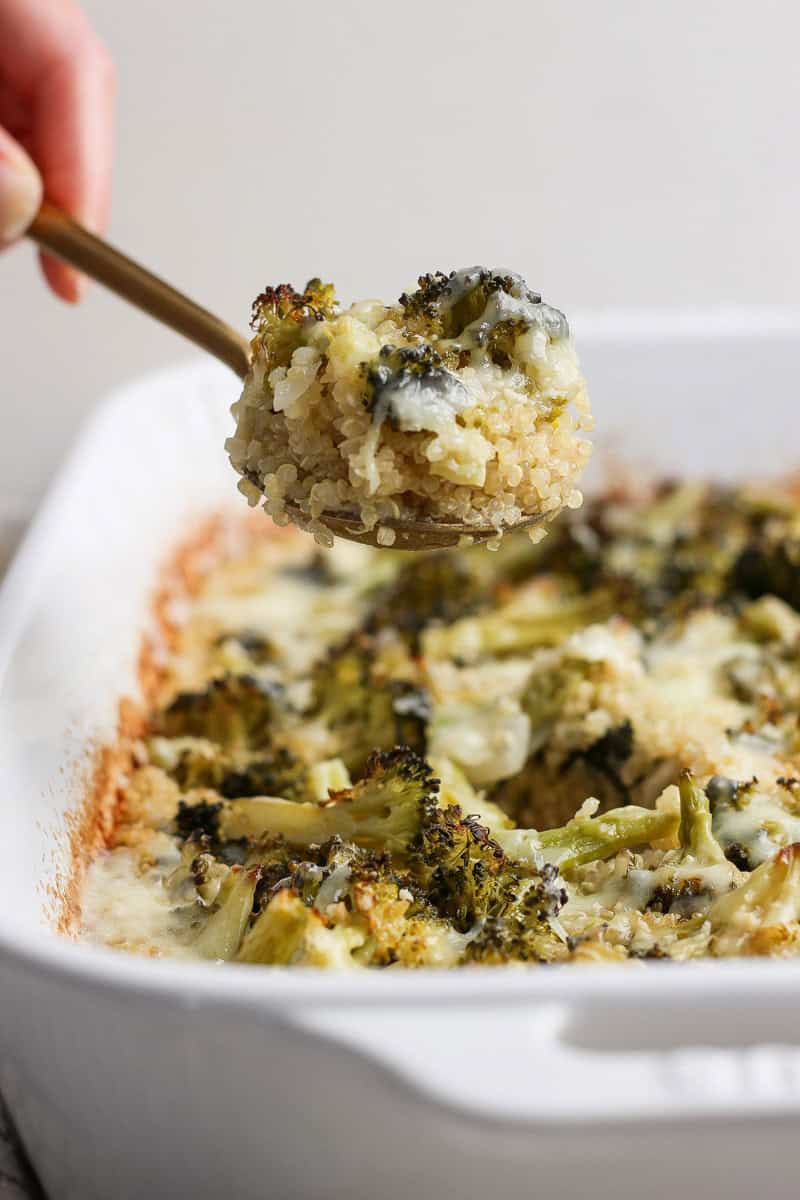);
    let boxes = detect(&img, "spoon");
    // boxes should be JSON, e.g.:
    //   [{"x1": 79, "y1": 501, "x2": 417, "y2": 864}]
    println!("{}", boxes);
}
[{"x1": 27, "y1": 201, "x2": 546, "y2": 550}]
